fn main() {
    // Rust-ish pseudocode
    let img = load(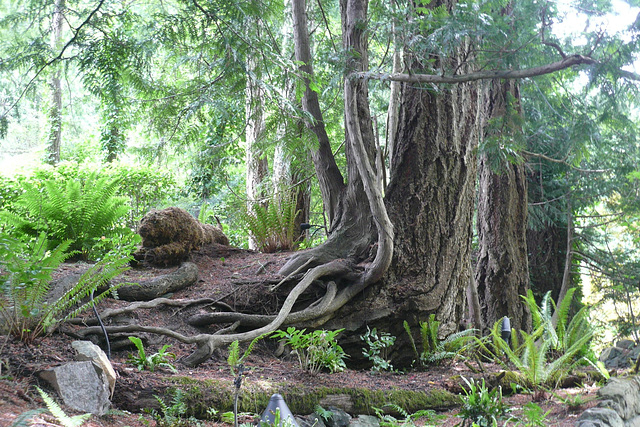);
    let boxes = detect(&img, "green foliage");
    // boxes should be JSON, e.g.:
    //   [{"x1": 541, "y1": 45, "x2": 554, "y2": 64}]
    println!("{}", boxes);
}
[
  {"x1": 0, "y1": 171, "x2": 132, "y2": 260},
  {"x1": 35, "y1": 386, "x2": 92, "y2": 427},
  {"x1": 227, "y1": 334, "x2": 265, "y2": 376},
  {"x1": 0, "y1": 232, "x2": 131, "y2": 342},
  {"x1": 457, "y1": 377, "x2": 510, "y2": 427},
  {"x1": 104, "y1": 164, "x2": 177, "y2": 228},
  {"x1": 373, "y1": 404, "x2": 443, "y2": 427},
  {"x1": 228, "y1": 335, "x2": 266, "y2": 427},
  {"x1": 403, "y1": 316, "x2": 477, "y2": 367},
  {"x1": 243, "y1": 191, "x2": 300, "y2": 253},
  {"x1": 258, "y1": 407, "x2": 297, "y2": 427},
  {"x1": 127, "y1": 336, "x2": 177, "y2": 373},
  {"x1": 505, "y1": 402, "x2": 550, "y2": 426},
  {"x1": 521, "y1": 288, "x2": 593, "y2": 359},
  {"x1": 271, "y1": 327, "x2": 348, "y2": 374},
  {"x1": 144, "y1": 389, "x2": 201, "y2": 427},
  {"x1": 484, "y1": 318, "x2": 591, "y2": 391},
  {"x1": 361, "y1": 326, "x2": 396, "y2": 372}
]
